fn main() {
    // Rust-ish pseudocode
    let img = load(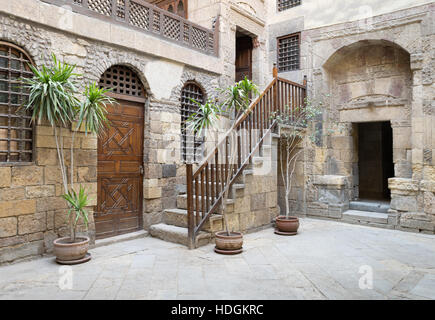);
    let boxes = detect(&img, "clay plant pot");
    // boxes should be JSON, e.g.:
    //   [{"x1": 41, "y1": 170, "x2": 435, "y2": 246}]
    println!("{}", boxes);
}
[
  {"x1": 53, "y1": 236, "x2": 91, "y2": 265},
  {"x1": 214, "y1": 231, "x2": 243, "y2": 255},
  {"x1": 275, "y1": 216, "x2": 299, "y2": 235}
]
